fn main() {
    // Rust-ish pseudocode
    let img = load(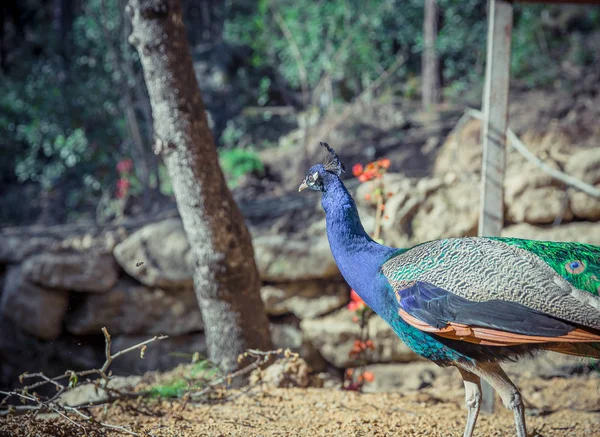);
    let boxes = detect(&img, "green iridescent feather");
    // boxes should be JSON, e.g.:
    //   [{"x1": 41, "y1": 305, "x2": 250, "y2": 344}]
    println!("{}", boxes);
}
[{"x1": 488, "y1": 237, "x2": 600, "y2": 296}]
